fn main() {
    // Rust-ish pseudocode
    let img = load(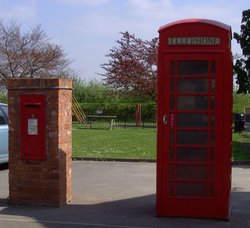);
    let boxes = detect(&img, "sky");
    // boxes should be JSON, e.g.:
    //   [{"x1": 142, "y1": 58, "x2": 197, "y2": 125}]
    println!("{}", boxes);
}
[{"x1": 0, "y1": 0, "x2": 249, "y2": 80}]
